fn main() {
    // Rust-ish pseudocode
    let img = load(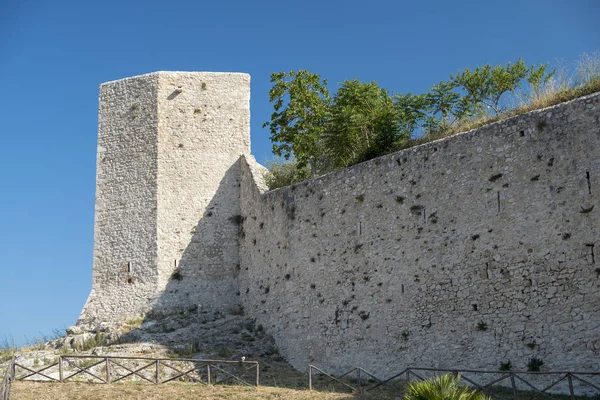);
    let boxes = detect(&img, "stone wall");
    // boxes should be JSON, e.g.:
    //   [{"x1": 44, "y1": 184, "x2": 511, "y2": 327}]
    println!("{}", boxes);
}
[
  {"x1": 79, "y1": 70, "x2": 599, "y2": 381},
  {"x1": 79, "y1": 73, "x2": 160, "y2": 323},
  {"x1": 153, "y1": 72, "x2": 251, "y2": 315},
  {"x1": 80, "y1": 72, "x2": 253, "y2": 324},
  {"x1": 239, "y1": 93, "x2": 600, "y2": 375}
]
